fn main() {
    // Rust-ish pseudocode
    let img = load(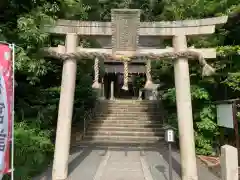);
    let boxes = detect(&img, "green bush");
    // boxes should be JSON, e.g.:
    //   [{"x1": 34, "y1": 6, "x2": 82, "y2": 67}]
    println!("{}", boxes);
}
[
  {"x1": 5, "y1": 122, "x2": 54, "y2": 180},
  {"x1": 162, "y1": 85, "x2": 219, "y2": 155}
]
